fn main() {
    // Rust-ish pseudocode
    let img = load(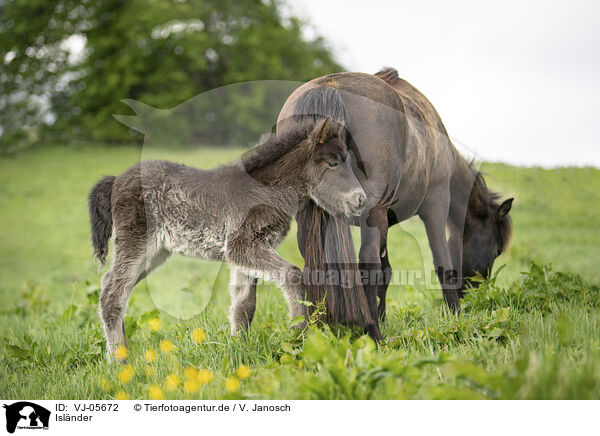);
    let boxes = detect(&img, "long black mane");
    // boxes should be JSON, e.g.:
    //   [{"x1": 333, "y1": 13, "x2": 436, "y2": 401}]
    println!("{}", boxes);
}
[
  {"x1": 293, "y1": 84, "x2": 348, "y2": 126},
  {"x1": 288, "y1": 83, "x2": 375, "y2": 331}
]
